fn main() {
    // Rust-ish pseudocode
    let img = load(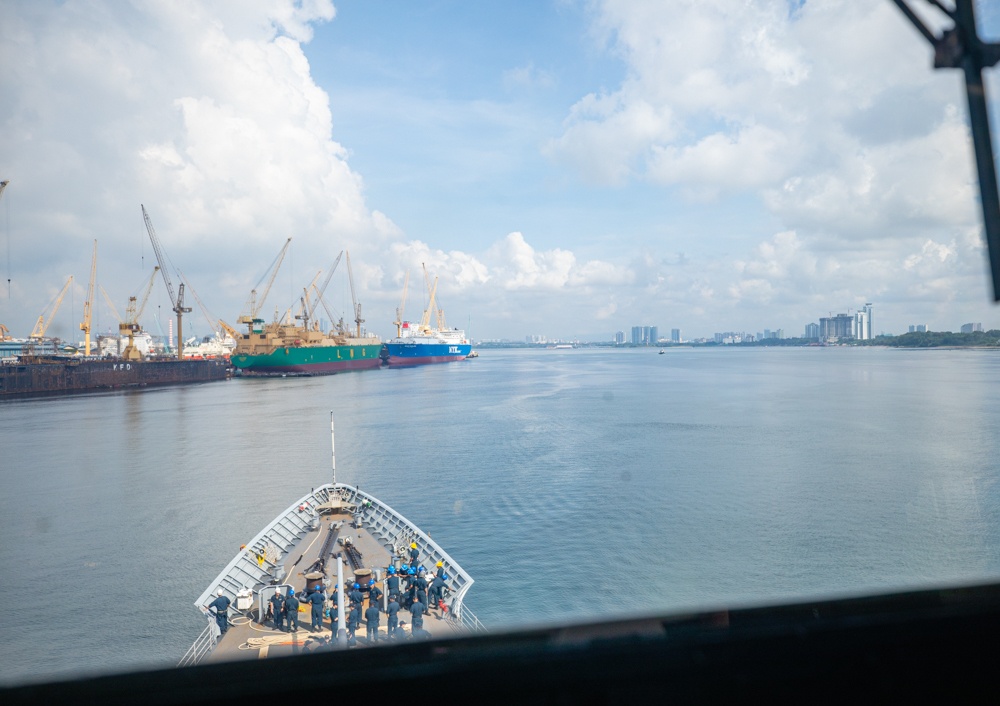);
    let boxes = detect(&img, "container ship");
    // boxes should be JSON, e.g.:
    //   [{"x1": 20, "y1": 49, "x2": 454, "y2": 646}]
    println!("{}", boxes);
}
[{"x1": 382, "y1": 267, "x2": 472, "y2": 366}]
